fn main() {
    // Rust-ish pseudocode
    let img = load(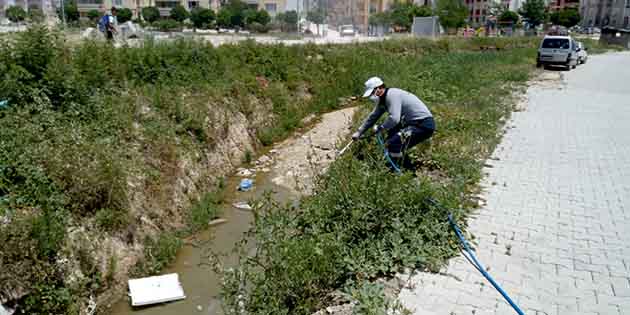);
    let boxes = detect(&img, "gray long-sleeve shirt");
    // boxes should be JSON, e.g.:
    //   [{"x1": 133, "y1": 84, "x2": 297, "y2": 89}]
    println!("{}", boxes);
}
[{"x1": 357, "y1": 88, "x2": 433, "y2": 135}]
